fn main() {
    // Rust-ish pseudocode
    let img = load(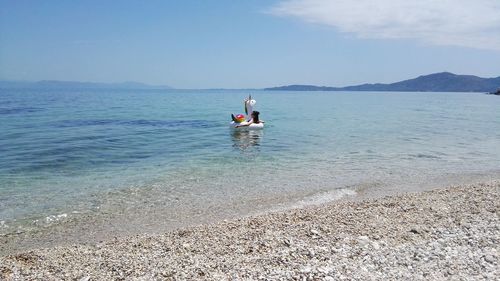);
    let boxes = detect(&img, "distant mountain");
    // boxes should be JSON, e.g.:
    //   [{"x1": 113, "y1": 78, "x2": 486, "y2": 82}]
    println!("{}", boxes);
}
[
  {"x1": 266, "y1": 72, "x2": 500, "y2": 92},
  {"x1": 0, "y1": 80, "x2": 173, "y2": 90}
]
